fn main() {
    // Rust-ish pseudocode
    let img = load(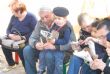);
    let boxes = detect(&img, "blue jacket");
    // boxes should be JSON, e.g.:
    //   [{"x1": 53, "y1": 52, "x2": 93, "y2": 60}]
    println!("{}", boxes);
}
[{"x1": 50, "y1": 23, "x2": 71, "y2": 45}]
